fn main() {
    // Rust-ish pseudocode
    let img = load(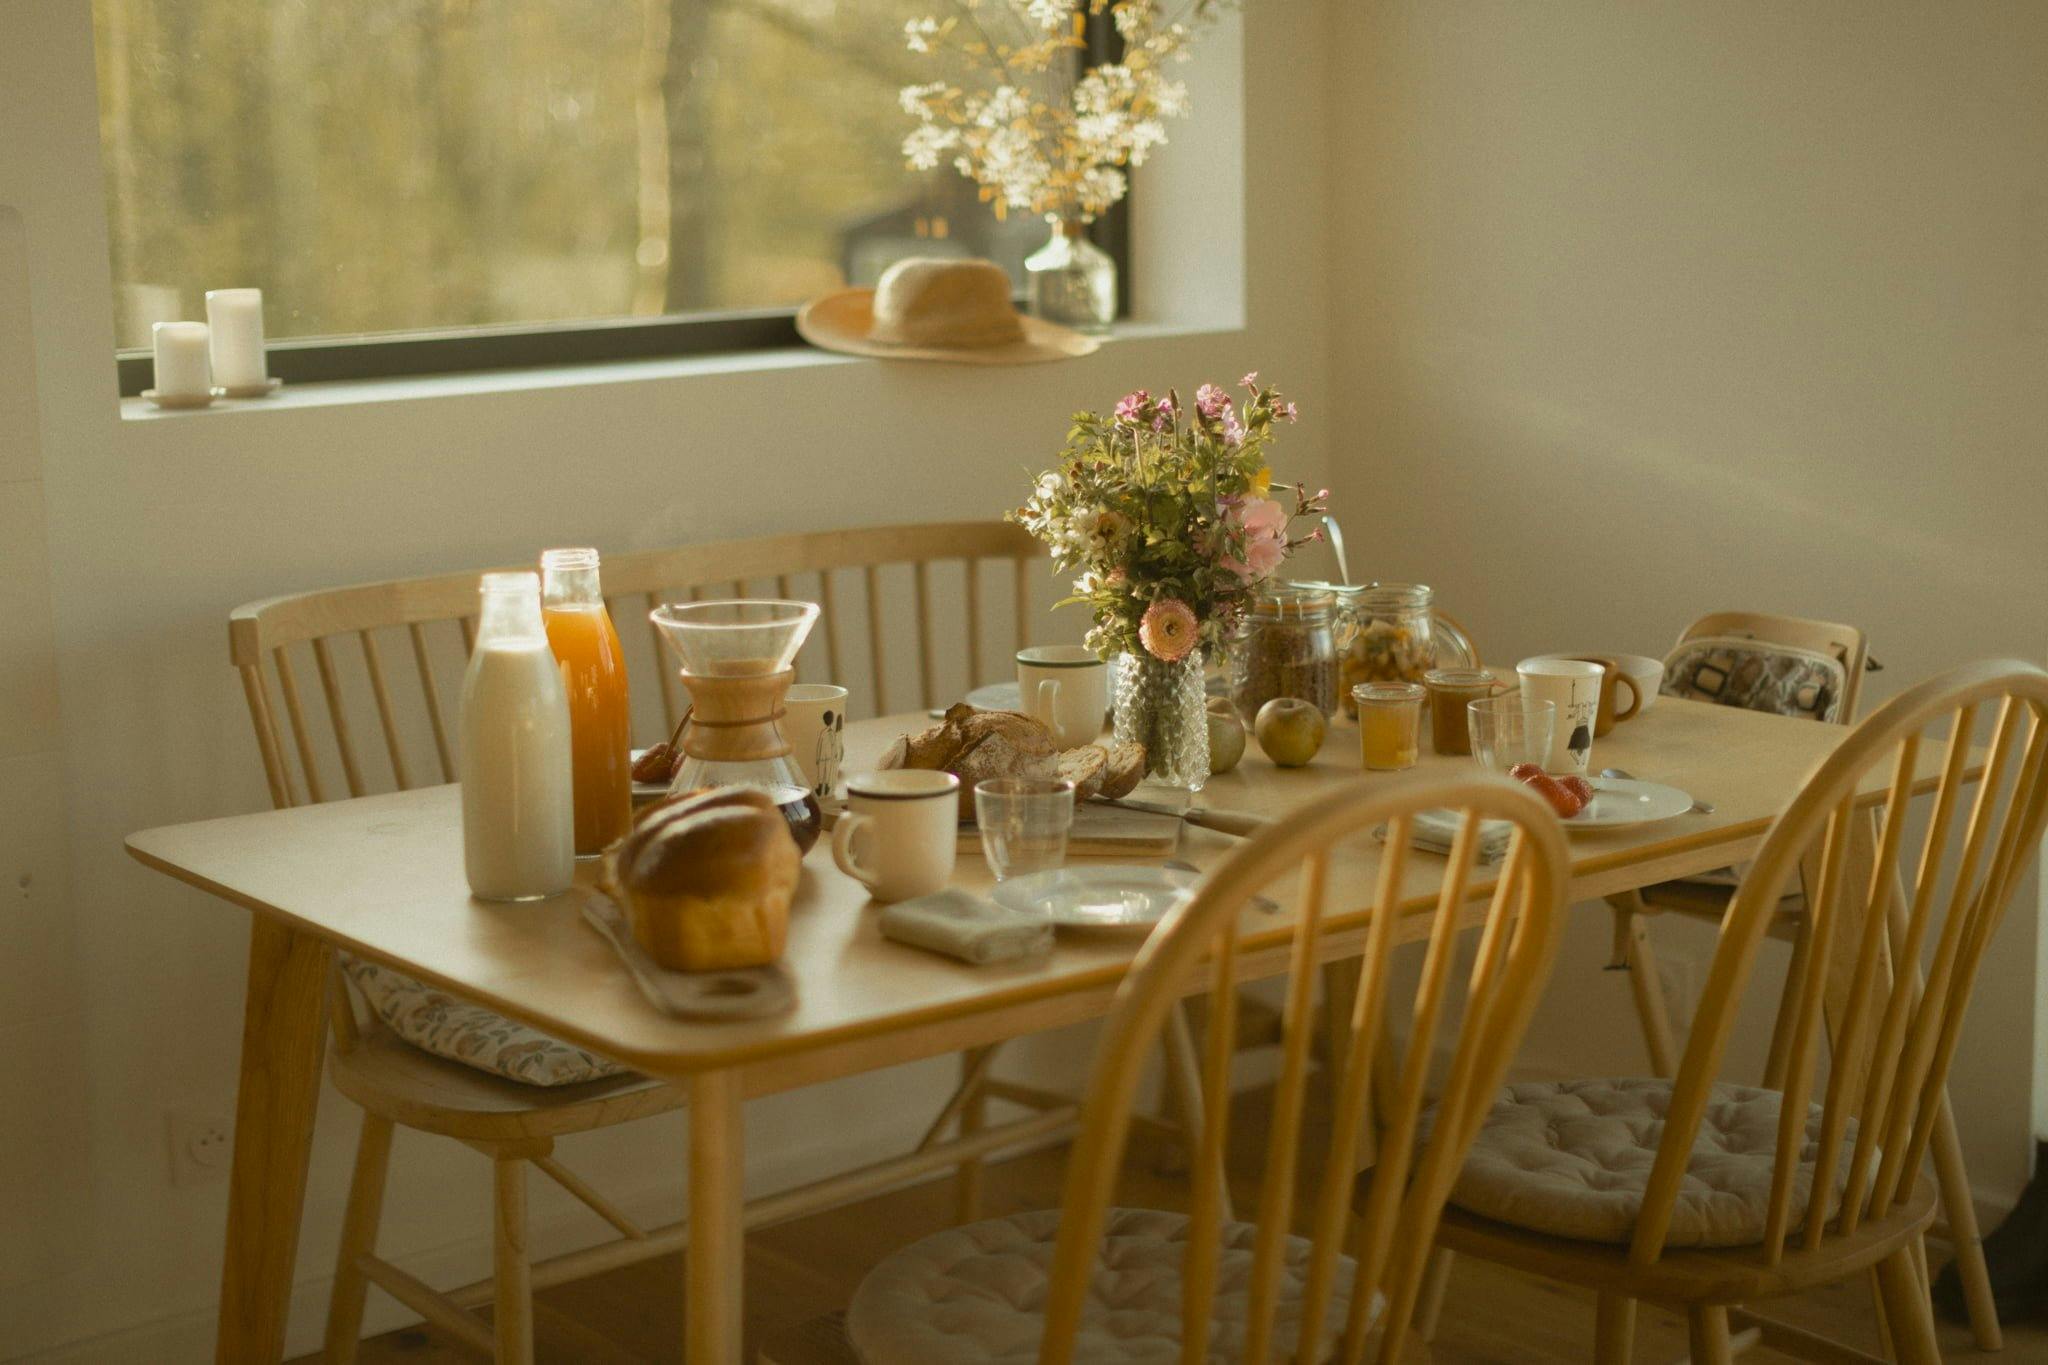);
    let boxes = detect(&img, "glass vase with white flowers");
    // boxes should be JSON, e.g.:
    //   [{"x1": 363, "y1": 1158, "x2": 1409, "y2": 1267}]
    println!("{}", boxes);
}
[
  {"x1": 1012, "y1": 375, "x2": 1326, "y2": 790},
  {"x1": 898, "y1": 0, "x2": 1237, "y2": 331}
]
